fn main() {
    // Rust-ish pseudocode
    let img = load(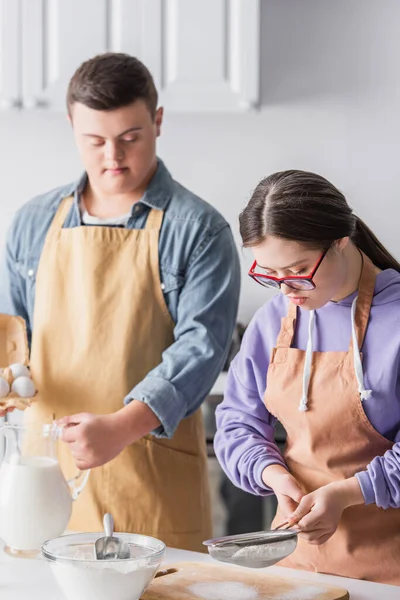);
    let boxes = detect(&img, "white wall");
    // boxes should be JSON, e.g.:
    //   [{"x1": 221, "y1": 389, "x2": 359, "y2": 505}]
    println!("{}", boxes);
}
[{"x1": 0, "y1": 0, "x2": 399, "y2": 324}]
